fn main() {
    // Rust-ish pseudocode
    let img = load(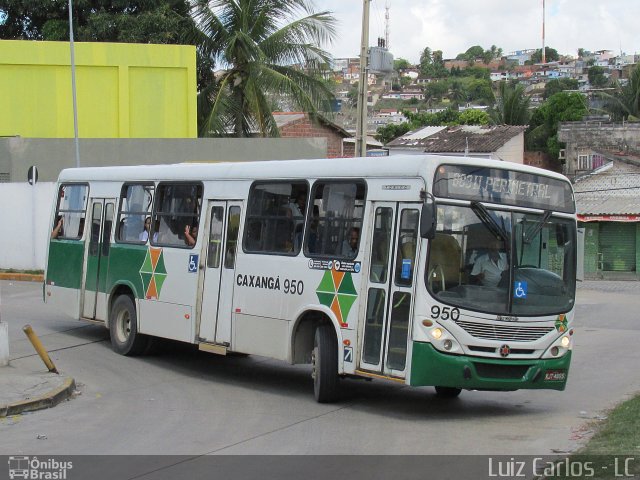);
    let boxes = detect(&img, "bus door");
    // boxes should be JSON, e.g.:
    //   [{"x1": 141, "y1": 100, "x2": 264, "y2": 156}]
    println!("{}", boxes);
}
[
  {"x1": 360, "y1": 202, "x2": 420, "y2": 377},
  {"x1": 198, "y1": 200, "x2": 242, "y2": 344},
  {"x1": 82, "y1": 198, "x2": 115, "y2": 320}
]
